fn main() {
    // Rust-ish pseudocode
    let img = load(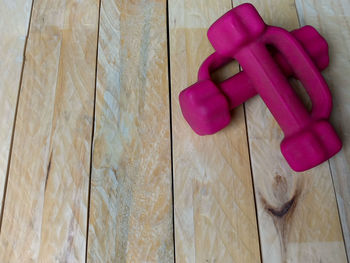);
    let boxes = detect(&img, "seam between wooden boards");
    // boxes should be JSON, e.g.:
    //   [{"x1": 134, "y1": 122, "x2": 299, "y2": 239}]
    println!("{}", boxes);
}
[
  {"x1": 165, "y1": 0, "x2": 177, "y2": 262},
  {"x1": 85, "y1": 0, "x2": 102, "y2": 262}
]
